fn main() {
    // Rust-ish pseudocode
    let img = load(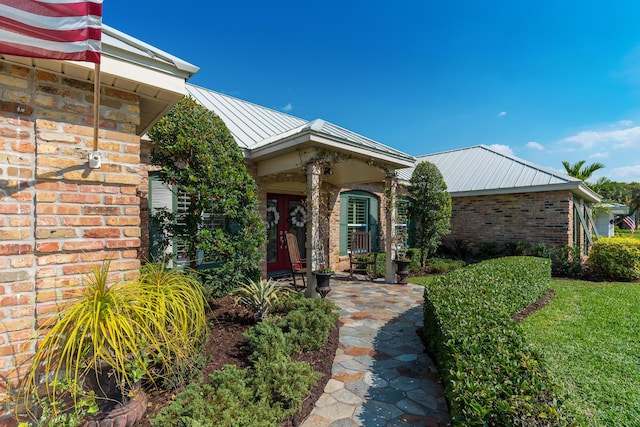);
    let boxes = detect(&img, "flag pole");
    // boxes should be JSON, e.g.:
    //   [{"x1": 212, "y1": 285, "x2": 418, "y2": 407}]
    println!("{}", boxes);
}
[{"x1": 90, "y1": 61, "x2": 102, "y2": 168}]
